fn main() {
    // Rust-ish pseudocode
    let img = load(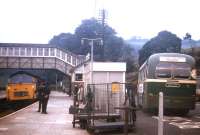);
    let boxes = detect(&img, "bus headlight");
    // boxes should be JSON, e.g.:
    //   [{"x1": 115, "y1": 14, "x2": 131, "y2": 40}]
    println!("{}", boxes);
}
[{"x1": 7, "y1": 86, "x2": 10, "y2": 90}]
